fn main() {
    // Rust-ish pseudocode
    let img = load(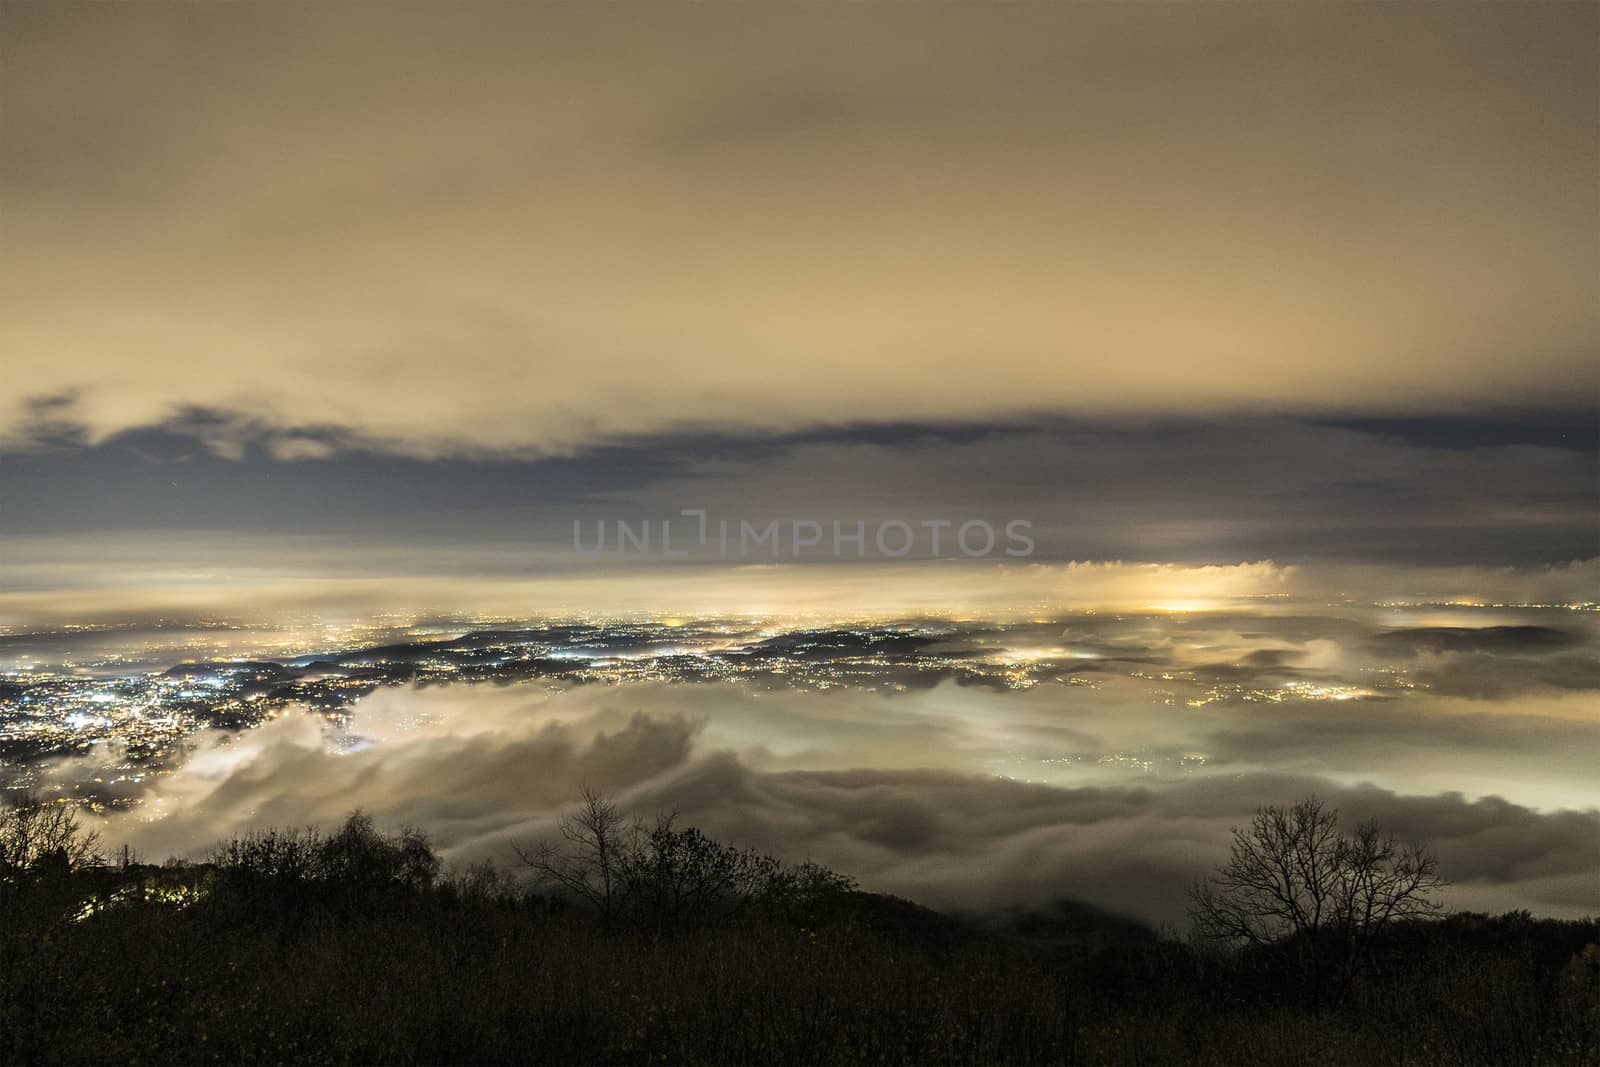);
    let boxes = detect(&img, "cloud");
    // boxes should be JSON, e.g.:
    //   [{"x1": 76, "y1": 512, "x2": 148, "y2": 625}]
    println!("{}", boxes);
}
[
  {"x1": 53, "y1": 674, "x2": 1596, "y2": 925},
  {"x1": 95, "y1": 689, "x2": 706, "y2": 862},
  {"x1": 4, "y1": 557, "x2": 1598, "y2": 635},
  {"x1": 609, "y1": 421, "x2": 1599, "y2": 565},
  {"x1": 1370, "y1": 626, "x2": 1582, "y2": 656},
  {"x1": 2, "y1": 3, "x2": 1595, "y2": 456},
  {"x1": 1365, "y1": 626, "x2": 1600, "y2": 699},
  {"x1": 4, "y1": 420, "x2": 1592, "y2": 621},
  {"x1": 632, "y1": 761, "x2": 1600, "y2": 919},
  {"x1": 1407, "y1": 653, "x2": 1600, "y2": 700}
]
